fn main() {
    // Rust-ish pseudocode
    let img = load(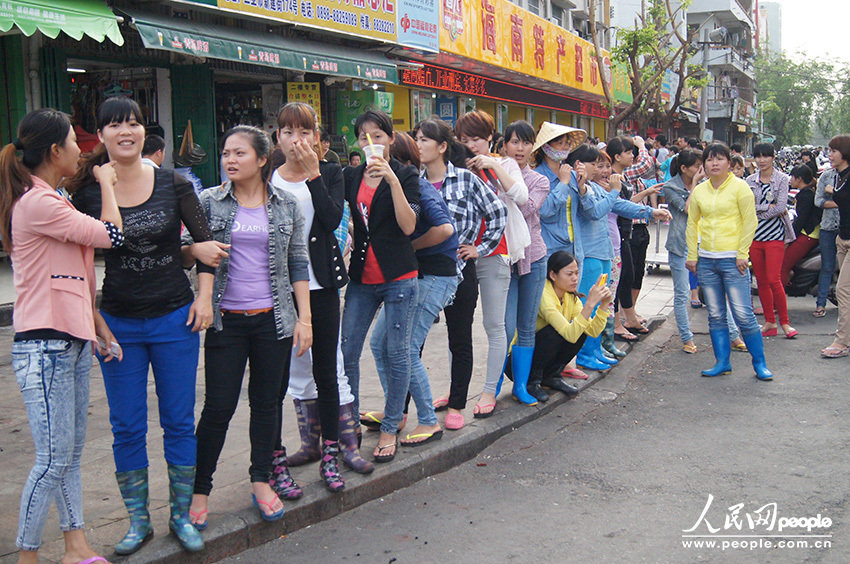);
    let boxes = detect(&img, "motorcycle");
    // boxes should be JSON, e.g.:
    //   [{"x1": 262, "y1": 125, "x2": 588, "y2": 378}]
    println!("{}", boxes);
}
[{"x1": 785, "y1": 244, "x2": 838, "y2": 305}]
